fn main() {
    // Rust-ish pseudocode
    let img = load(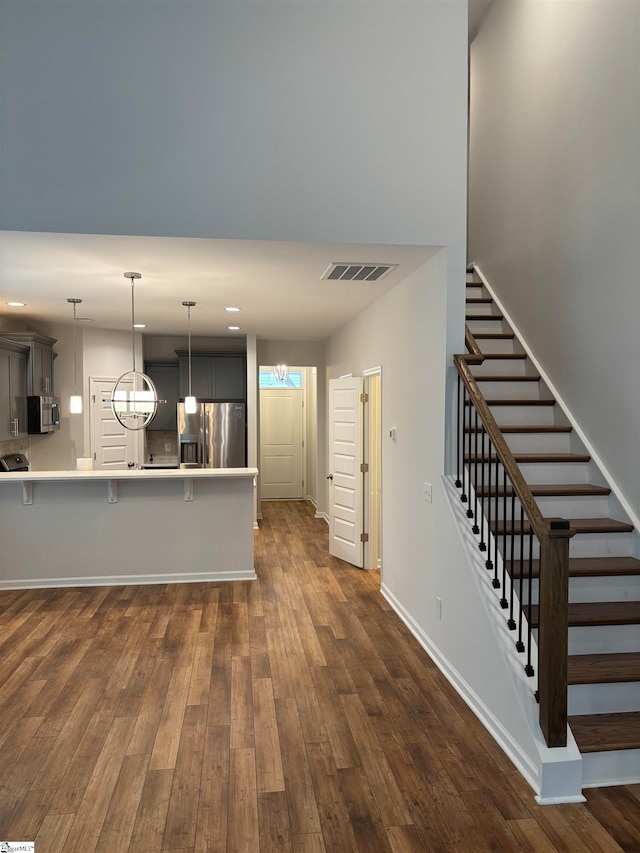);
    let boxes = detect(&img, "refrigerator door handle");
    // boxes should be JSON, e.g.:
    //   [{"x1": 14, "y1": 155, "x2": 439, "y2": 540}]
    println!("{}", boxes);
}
[{"x1": 200, "y1": 407, "x2": 206, "y2": 468}]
